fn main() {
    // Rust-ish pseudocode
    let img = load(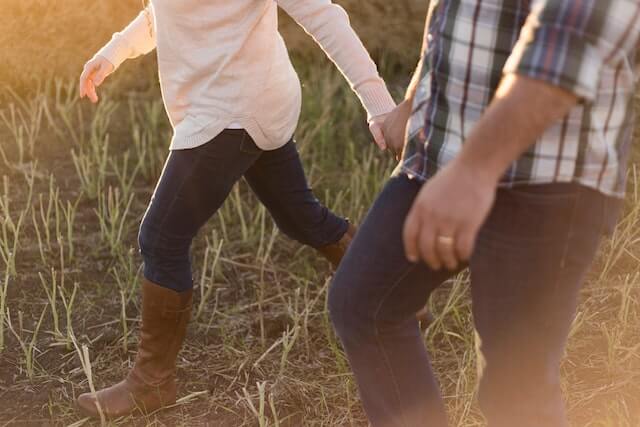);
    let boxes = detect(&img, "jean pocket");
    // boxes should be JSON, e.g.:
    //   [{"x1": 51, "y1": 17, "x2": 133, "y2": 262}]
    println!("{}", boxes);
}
[
  {"x1": 601, "y1": 195, "x2": 624, "y2": 236},
  {"x1": 504, "y1": 184, "x2": 583, "y2": 208},
  {"x1": 487, "y1": 184, "x2": 582, "y2": 241}
]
